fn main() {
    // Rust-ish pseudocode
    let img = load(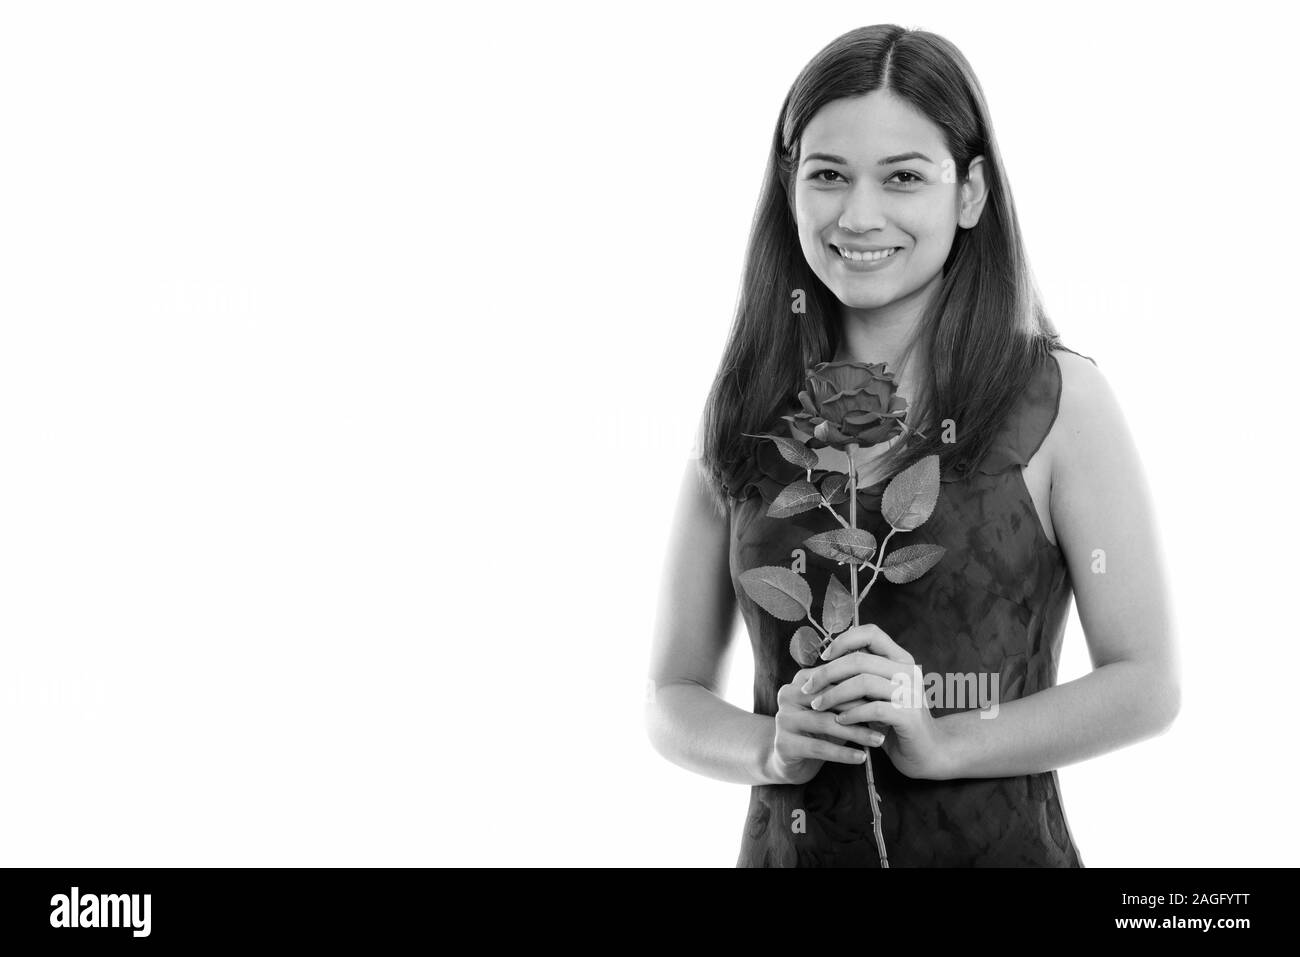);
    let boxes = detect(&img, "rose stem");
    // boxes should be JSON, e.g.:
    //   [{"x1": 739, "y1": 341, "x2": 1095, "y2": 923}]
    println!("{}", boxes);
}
[
  {"x1": 819, "y1": 500, "x2": 851, "y2": 529},
  {"x1": 810, "y1": 467, "x2": 853, "y2": 530},
  {"x1": 805, "y1": 614, "x2": 830, "y2": 641},
  {"x1": 846, "y1": 442, "x2": 889, "y2": 869},
  {"x1": 855, "y1": 527, "x2": 897, "y2": 610}
]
